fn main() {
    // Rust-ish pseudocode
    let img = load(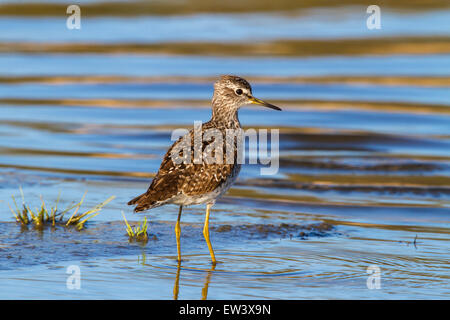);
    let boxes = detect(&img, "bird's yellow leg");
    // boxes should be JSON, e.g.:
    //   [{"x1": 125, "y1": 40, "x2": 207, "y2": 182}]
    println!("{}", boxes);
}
[
  {"x1": 175, "y1": 206, "x2": 183, "y2": 262},
  {"x1": 203, "y1": 203, "x2": 216, "y2": 264}
]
